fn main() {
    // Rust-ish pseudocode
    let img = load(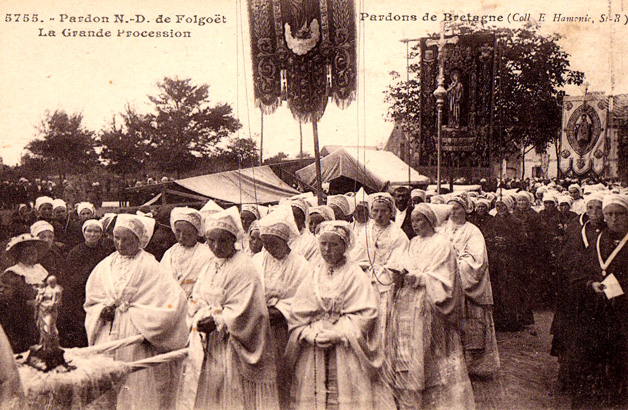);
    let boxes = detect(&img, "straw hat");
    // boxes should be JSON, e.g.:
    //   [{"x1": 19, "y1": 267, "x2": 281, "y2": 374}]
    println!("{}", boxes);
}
[{"x1": 5, "y1": 233, "x2": 48, "y2": 261}]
